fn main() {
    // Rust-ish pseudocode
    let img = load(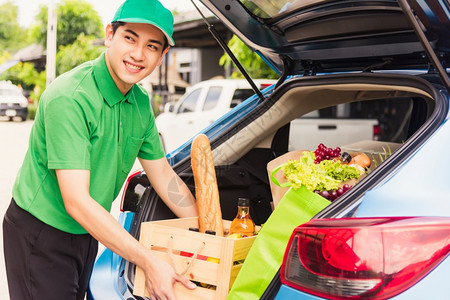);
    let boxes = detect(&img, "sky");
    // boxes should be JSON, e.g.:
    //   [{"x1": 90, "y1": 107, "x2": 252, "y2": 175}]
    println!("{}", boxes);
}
[{"x1": 6, "y1": 0, "x2": 200, "y2": 28}]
